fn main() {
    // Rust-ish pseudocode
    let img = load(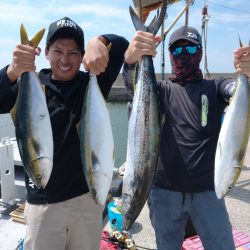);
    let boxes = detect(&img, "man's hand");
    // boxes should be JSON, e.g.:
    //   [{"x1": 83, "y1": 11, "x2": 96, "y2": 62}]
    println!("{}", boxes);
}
[
  {"x1": 7, "y1": 44, "x2": 41, "y2": 82},
  {"x1": 83, "y1": 36, "x2": 109, "y2": 75},
  {"x1": 124, "y1": 31, "x2": 161, "y2": 65},
  {"x1": 234, "y1": 45, "x2": 250, "y2": 78}
]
